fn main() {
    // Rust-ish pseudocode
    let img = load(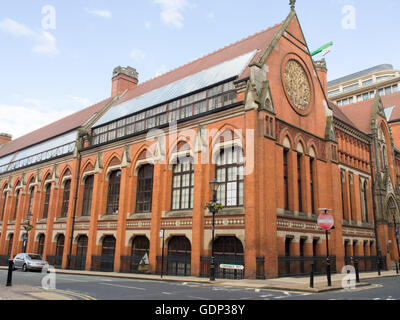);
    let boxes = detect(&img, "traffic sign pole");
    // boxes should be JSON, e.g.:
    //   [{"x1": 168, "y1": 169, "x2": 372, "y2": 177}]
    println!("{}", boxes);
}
[{"x1": 318, "y1": 209, "x2": 334, "y2": 287}]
